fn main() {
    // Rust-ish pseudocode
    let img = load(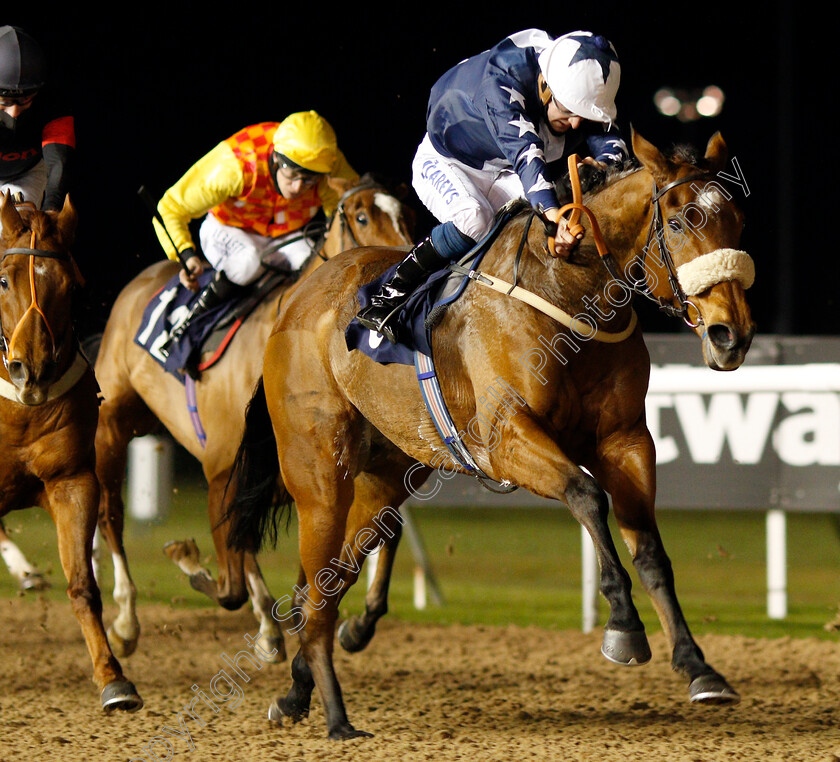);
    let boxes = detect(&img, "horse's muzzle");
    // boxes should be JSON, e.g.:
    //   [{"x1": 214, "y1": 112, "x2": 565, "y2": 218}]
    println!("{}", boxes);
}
[
  {"x1": 7, "y1": 358, "x2": 58, "y2": 406},
  {"x1": 703, "y1": 321, "x2": 756, "y2": 371}
]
